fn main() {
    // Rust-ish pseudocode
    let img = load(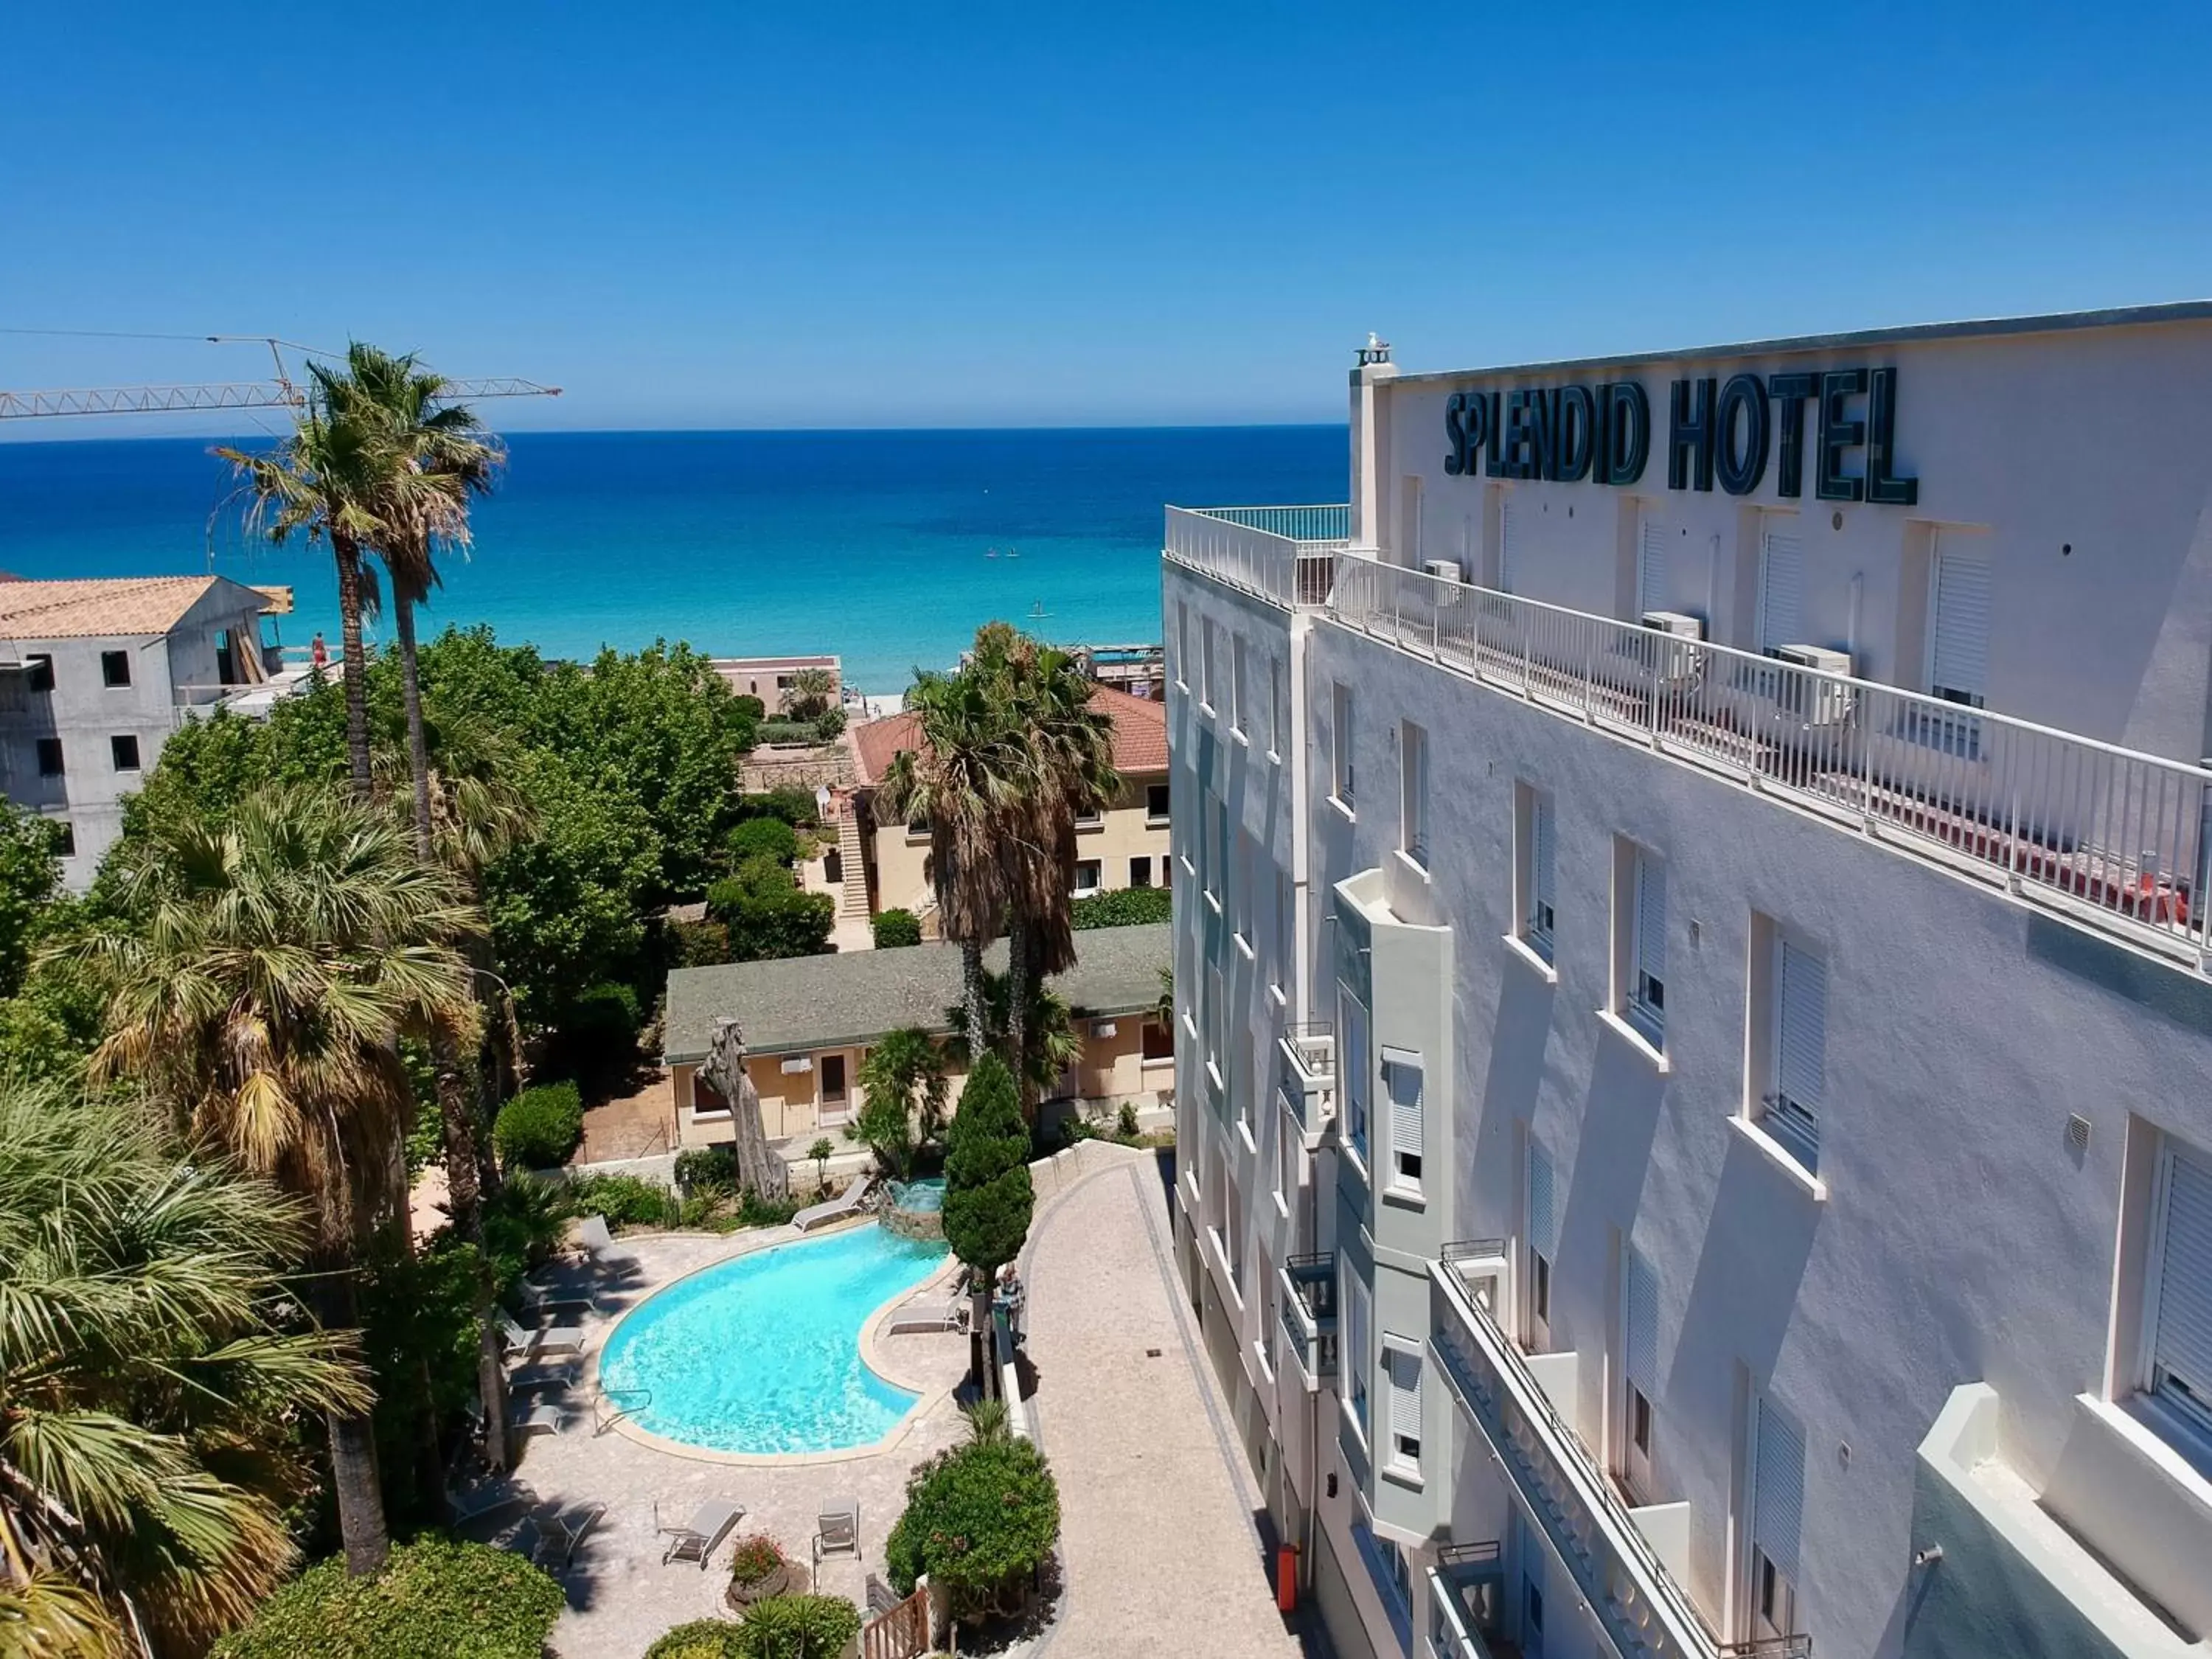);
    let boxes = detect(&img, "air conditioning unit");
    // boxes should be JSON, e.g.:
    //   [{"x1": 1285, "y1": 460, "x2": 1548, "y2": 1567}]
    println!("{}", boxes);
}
[
  {"x1": 1638, "y1": 611, "x2": 1707, "y2": 683},
  {"x1": 1422, "y1": 558, "x2": 1464, "y2": 584},
  {"x1": 1770, "y1": 643, "x2": 1857, "y2": 726},
  {"x1": 779, "y1": 1056, "x2": 813, "y2": 1075}
]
